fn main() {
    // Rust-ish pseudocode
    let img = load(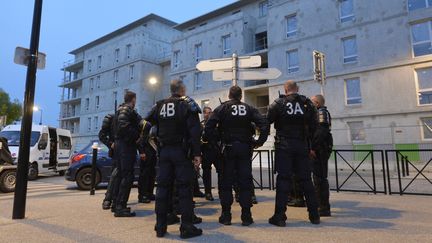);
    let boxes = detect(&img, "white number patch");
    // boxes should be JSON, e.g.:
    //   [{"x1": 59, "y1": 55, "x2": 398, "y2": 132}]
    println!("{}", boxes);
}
[
  {"x1": 286, "y1": 102, "x2": 304, "y2": 115},
  {"x1": 231, "y1": 105, "x2": 247, "y2": 116},
  {"x1": 160, "y1": 103, "x2": 175, "y2": 117}
]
